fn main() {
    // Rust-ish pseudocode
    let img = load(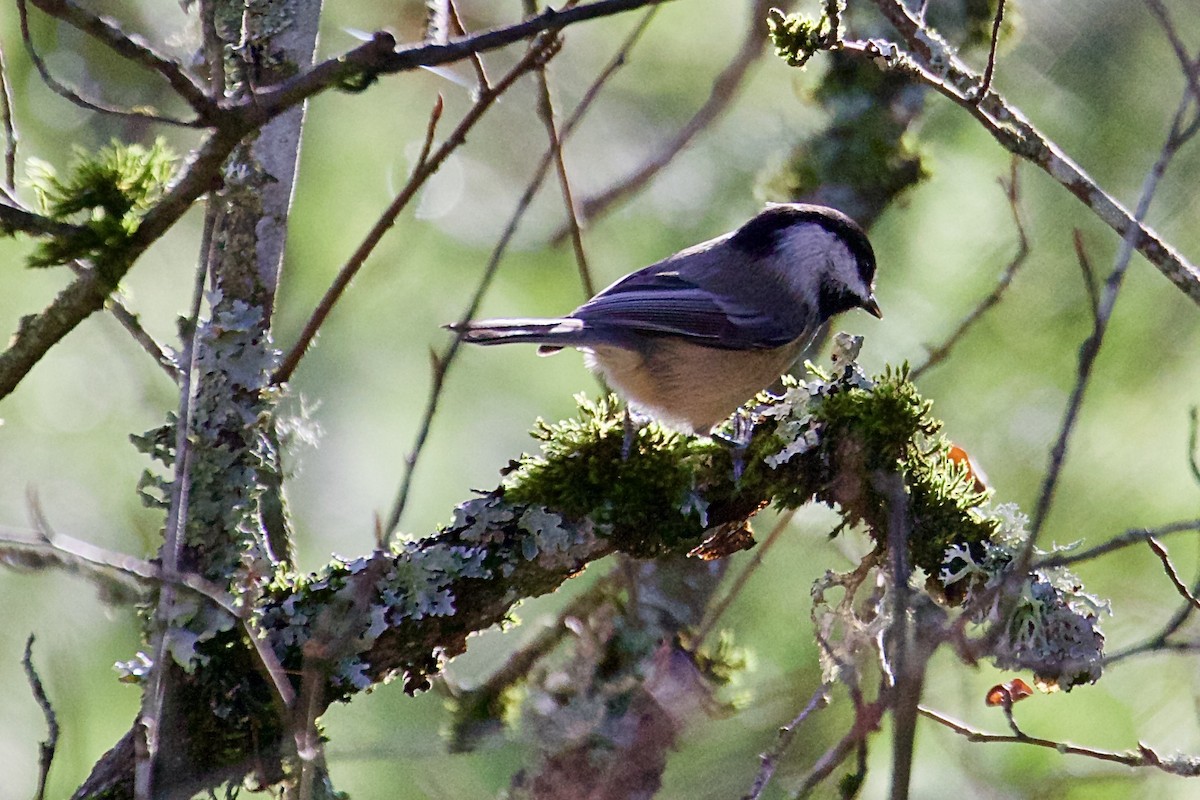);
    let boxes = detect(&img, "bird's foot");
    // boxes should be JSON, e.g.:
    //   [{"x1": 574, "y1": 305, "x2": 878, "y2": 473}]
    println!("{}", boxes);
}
[{"x1": 712, "y1": 411, "x2": 755, "y2": 481}]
